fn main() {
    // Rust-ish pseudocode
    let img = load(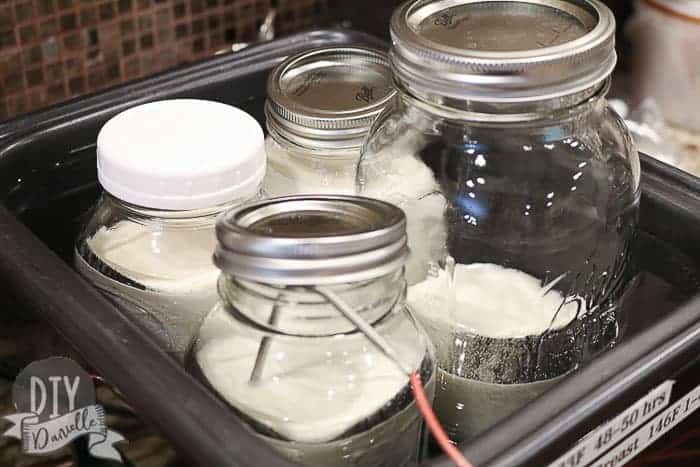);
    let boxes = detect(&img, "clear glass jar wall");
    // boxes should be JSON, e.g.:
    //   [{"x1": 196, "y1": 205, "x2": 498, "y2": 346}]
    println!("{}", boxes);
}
[
  {"x1": 357, "y1": 0, "x2": 641, "y2": 443},
  {"x1": 190, "y1": 271, "x2": 434, "y2": 466},
  {"x1": 75, "y1": 194, "x2": 260, "y2": 356},
  {"x1": 360, "y1": 85, "x2": 640, "y2": 439},
  {"x1": 263, "y1": 136, "x2": 360, "y2": 196}
]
